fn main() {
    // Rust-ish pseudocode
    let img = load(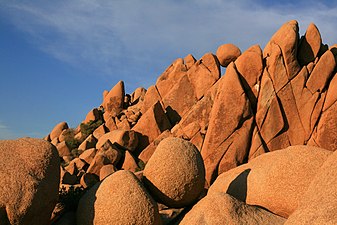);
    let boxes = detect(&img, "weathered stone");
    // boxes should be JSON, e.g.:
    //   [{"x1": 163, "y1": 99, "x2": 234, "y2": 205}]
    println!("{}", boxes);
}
[
  {"x1": 162, "y1": 74, "x2": 198, "y2": 125},
  {"x1": 0, "y1": 138, "x2": 60, "y2": 225},
  {"x1": 156, "y1": 58, "x2": 187, "y2": 98},
  {"x1": 77, "y1": 170, "x2": 161, "y2": 225},
  {"x1": 201, "y1": 63, "x2": 252, "y2": 186},
  {"x1": 104, "y1": 115, "x2": 118, "y2": 132},
  {"x1": 143, "y1": 137, "x2": 205, "y2": 208},
  {"x1": 286, "y1": 150, "x2": 337, "y2": 224},
  {"x1": 184, "y1": 53, "x2": 196, "y2": 70},
  {"x1": 80, "y1": 173, "x2": 99, "y2": 189},
  {"x1": 131, "y1": 87, "x2": 146, "y2": 104},
  {"x1": 187, "y1": 53, "x2": 220, "y2": 100},
  {"x1": 86, "y1": 153, "x2": 111, "y2": 176},
  {"x1": 99, "y1": 164, "x2": 116, "y2": 181},
  {"x1": 306, "y1": 50, "x2": 336, "y2": 93},
  {"x1": 141, "y1": 85, "x2": 163, "y2": 114},
  {"x1": 264, "y1": 20, "x2": 300, "y2": 79},
  {"x1": 50, "y1": 122, "x2": 69, "y2": 141},
  {"x1": 96, "y1": 130, "x2": 138, "y2": 151},
  {"x1": 78, "y1": 134, "x2": 97, "y2": 151},
  {"x1": 298, "y1": 23, "x2": 322, "y2": 65},
  {"x1": 56, "y1": 141, "x2": 71, "y2": 157},
  {"x1": 102, "y1": 81, "x2": 125, "y2": 116},
  {"x1": 209, "y1": 145, "x2": 331, "y2": 218},
  {"x1": 92, "y1": 124, "x2": 108, "y2": 140},
  {"x1": 180, "y1": 192, "x2": 286, "y2": 225},
  {"x1": 133, "y1": 101, "x2": 171, "y2": 151},
  {"x1": 216, "y1": 43, "x2": 241, "y2": 67},
  {"x1": 116, "y1": 118, "x2": 131, "y2": 130},
  {"x1": 122, "y1": 151, "x2": 139, "y2": 172},
  {"x1": 98, "y1": 140, "x2": 122, "y2": 166},
  {"x1": 84, "y1": 108, "x2": 102, "y2": 124},
  {"x1": 79, "y1": 148, "x2": 97, "y2": 165}
]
